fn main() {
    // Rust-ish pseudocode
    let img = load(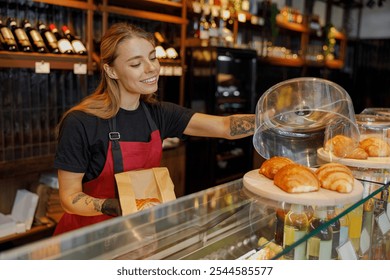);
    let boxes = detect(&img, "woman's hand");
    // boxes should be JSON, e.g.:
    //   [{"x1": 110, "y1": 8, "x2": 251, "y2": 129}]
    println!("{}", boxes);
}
[{"x1": 101, "y1": 198, "x2": 122, "y2": 216}]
